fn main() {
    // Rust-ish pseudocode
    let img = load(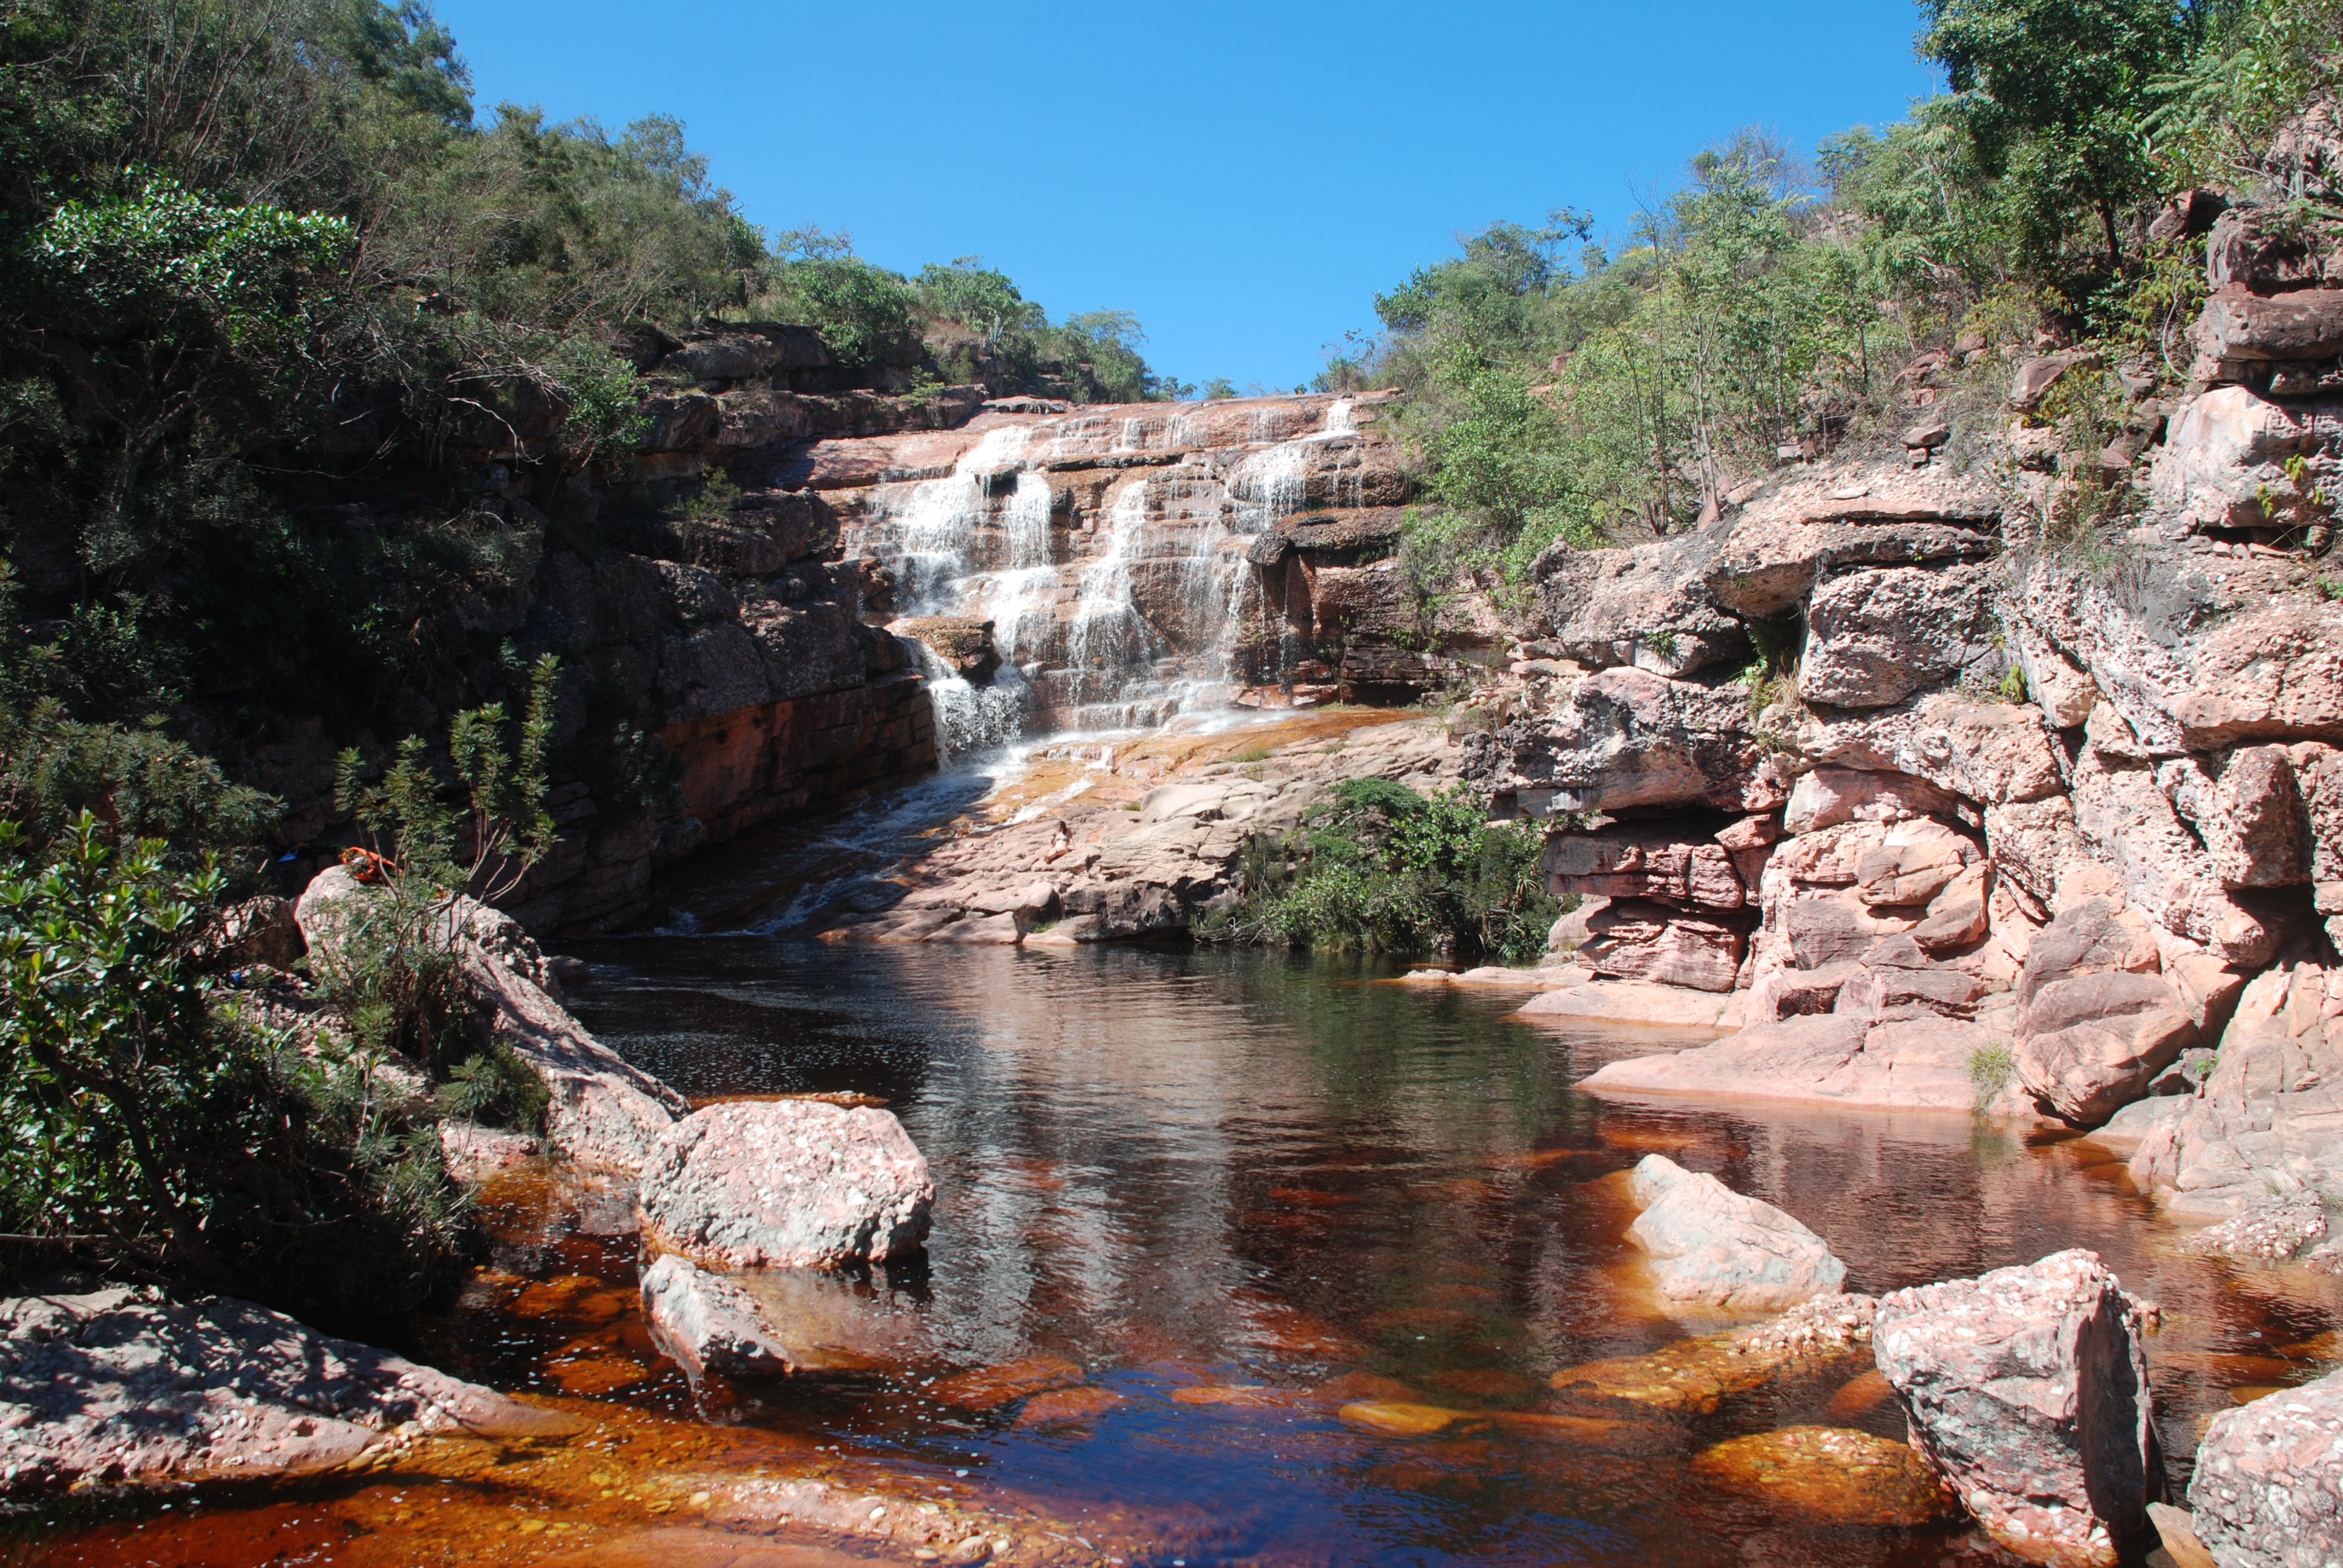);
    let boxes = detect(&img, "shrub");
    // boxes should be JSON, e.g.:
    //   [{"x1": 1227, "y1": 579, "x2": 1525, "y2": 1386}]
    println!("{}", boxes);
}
[
  {"x1": 0, "y1": 812, "x2": 472, "y2": 1324},
  {"x1": 1968, "y1": 1039, "x2": 2017, "y2": 1109},
  {"x1": 1207, "y1": 780, "x2": 1558, "y2": 964}
]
